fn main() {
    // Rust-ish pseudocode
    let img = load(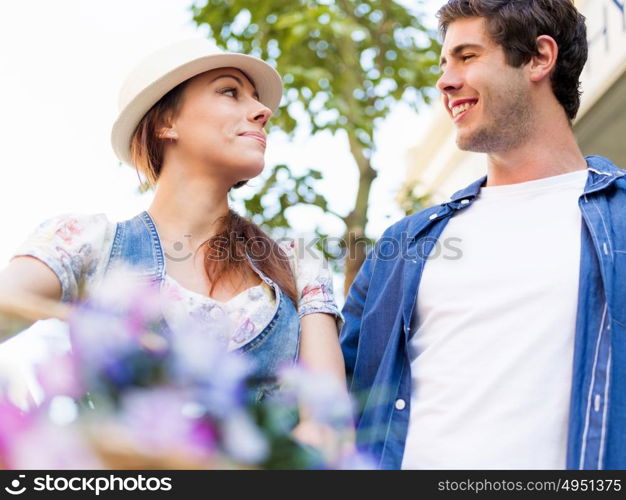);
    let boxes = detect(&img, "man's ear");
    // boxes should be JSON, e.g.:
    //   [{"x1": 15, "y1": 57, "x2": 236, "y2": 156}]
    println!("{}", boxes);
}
[{"x1": 529, "y1": 35, "x2": 558, "y2": 83}]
